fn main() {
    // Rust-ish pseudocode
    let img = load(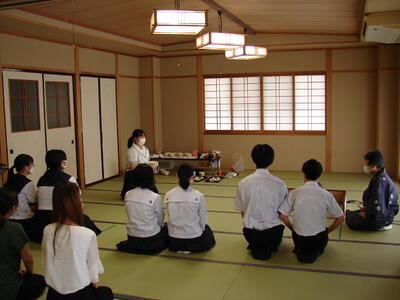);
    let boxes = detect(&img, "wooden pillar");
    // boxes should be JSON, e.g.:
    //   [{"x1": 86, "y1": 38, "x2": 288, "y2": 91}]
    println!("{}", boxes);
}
[
  {"x1": 197, "y1": 56, "x2": 204, "y2": 152},
  {"x1": 325, "y1": 49, "x2": 332, "y2": 172},
  {"x1": 0, "y1": 53, "x2": 8, "y2": 185},
  {"x1": 73, "y1": 46, "x2": 85, "y2": 188}
]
